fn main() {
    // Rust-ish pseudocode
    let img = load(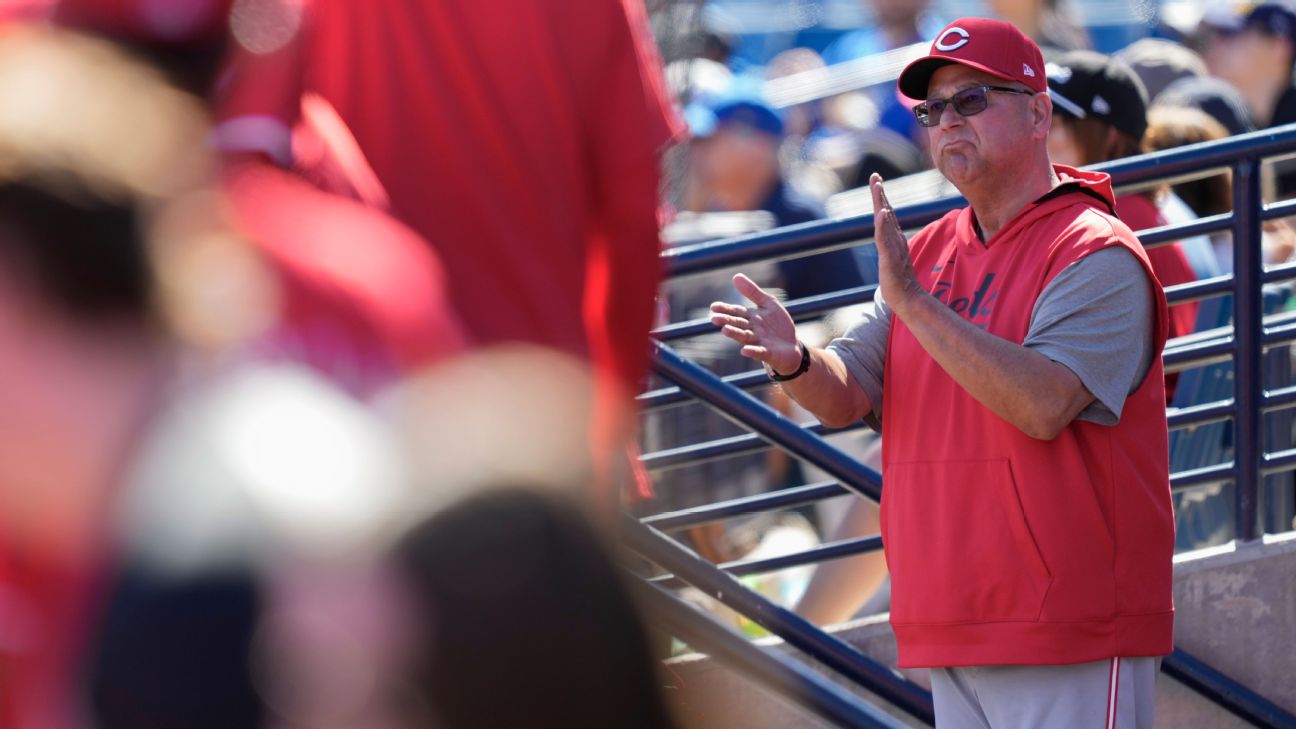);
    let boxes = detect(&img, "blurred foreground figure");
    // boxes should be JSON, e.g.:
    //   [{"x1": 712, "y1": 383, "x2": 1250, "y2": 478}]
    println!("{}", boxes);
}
[
  {"x1": 216, "y1": 0, "x2": 683, "y2": 502},
  {"x1": 0, "y1": 25, "x2": 417, "y2": 729},
  {"x1": 394, "y1": 487, "x2": 679, "y2": 729},
  {"x1": 0, "y1": 24, "x2": 223, "y2": 728},
  {"x1": 48, "y1": 0, "x2": 470, "y2": 398}
]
